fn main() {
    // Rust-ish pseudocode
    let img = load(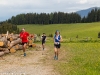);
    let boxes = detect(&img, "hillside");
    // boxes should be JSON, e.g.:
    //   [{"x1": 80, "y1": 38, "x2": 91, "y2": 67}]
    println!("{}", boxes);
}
[
  {"x1": 76, "y1": 7, "x2": 100, "y2": 18},
  {"x1": 18, "y1": 22, "x2": 100, "y2": 39}
]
